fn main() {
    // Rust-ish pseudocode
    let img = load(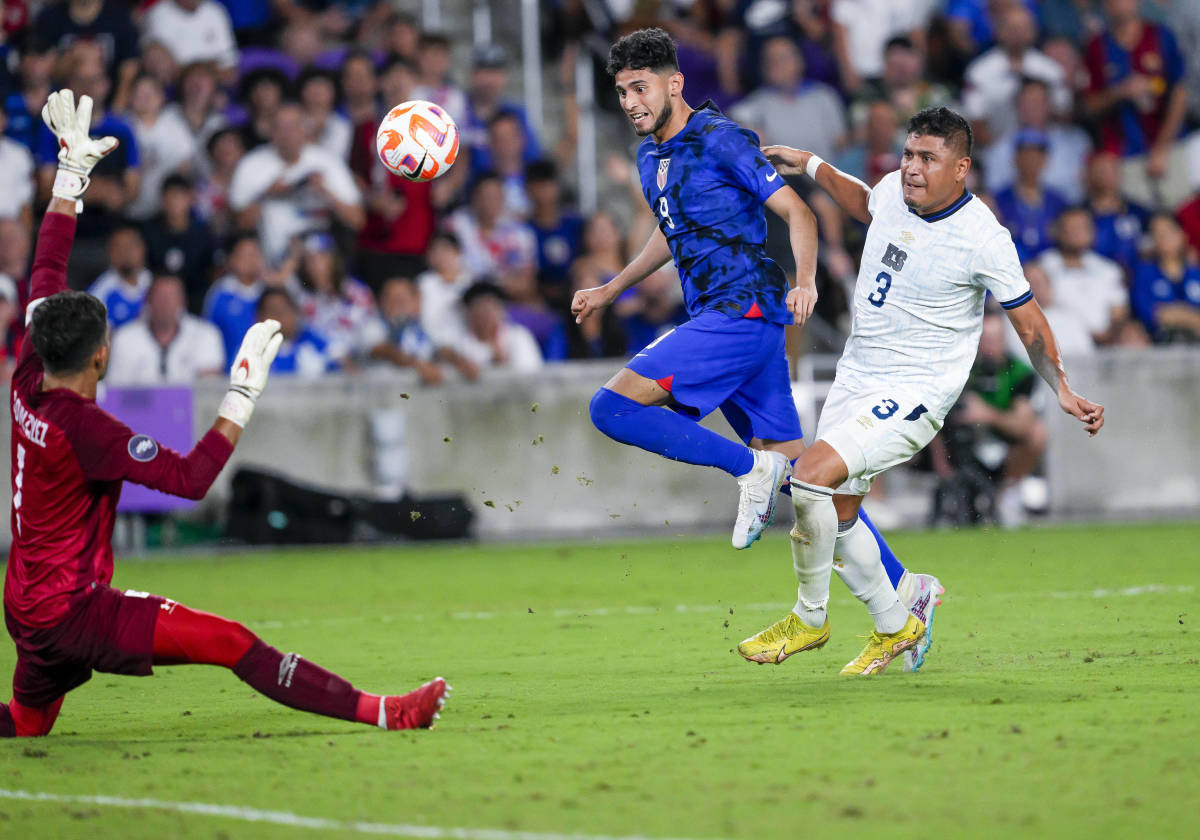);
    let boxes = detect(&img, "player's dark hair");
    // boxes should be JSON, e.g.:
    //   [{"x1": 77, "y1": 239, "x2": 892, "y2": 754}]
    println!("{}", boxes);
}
[
  {"x1": 906, "y1": 106, "x2": 973, "y2": 159},
  {"x1": 31, "y1": 291, "x2": 109, "y2": 375},
  {"x1": 606, "y1": 28, "x2": 679, "y2": 77}
]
